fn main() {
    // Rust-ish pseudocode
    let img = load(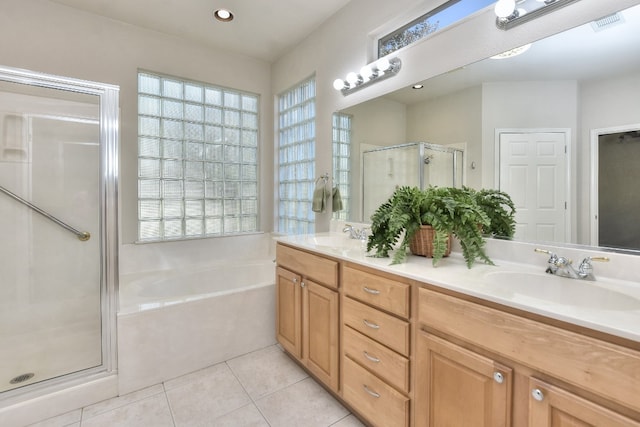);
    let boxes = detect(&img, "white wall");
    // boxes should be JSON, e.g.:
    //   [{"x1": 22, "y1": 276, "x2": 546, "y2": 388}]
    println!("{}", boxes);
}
[{"x1": 0, "y1": 0, "x2": 273, "y2": 245}]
